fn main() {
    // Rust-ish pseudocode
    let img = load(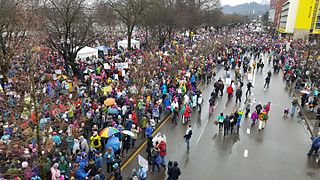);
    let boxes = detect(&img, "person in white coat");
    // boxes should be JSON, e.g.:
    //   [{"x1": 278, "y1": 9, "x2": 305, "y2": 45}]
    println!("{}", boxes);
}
[
  {"x1": 73, "y1": 139, "x2": 80, "y2": 155},
  {"x1": 79, "y1": 136, "x2": 89, "y2": 153}
]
